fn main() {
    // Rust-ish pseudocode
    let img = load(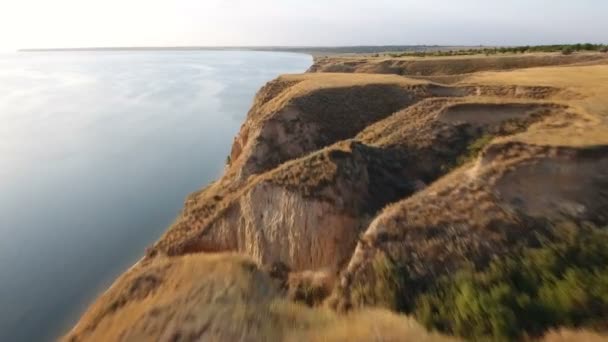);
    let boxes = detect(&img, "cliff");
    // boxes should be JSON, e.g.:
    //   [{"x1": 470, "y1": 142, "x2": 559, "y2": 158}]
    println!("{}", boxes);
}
[{"x1": 65, "y1": 52, "x2": 608, "y2": 341}]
